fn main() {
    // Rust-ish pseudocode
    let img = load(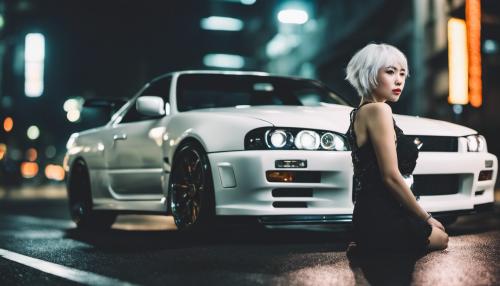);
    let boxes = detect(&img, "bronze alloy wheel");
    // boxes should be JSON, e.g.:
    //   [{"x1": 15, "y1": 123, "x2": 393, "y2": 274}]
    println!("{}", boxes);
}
[
  {"x1": 67, "y1": 159, "x2": 116, "y2": 230},
  {"x1": 170, "y1": 142, "x2": 215, "y2": 231}
]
